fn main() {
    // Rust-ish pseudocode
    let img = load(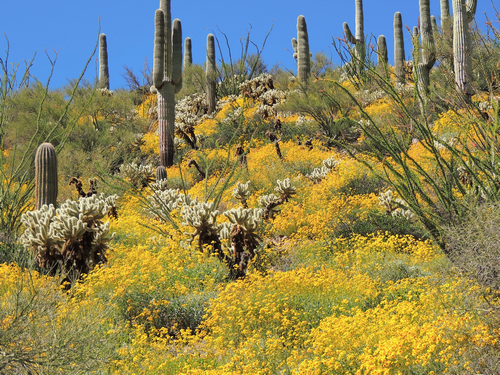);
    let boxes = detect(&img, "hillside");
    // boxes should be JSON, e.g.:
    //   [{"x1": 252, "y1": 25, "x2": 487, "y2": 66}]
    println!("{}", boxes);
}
[{"x1": 1, "y1": 0, "x2": 500, "y2": 374}]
